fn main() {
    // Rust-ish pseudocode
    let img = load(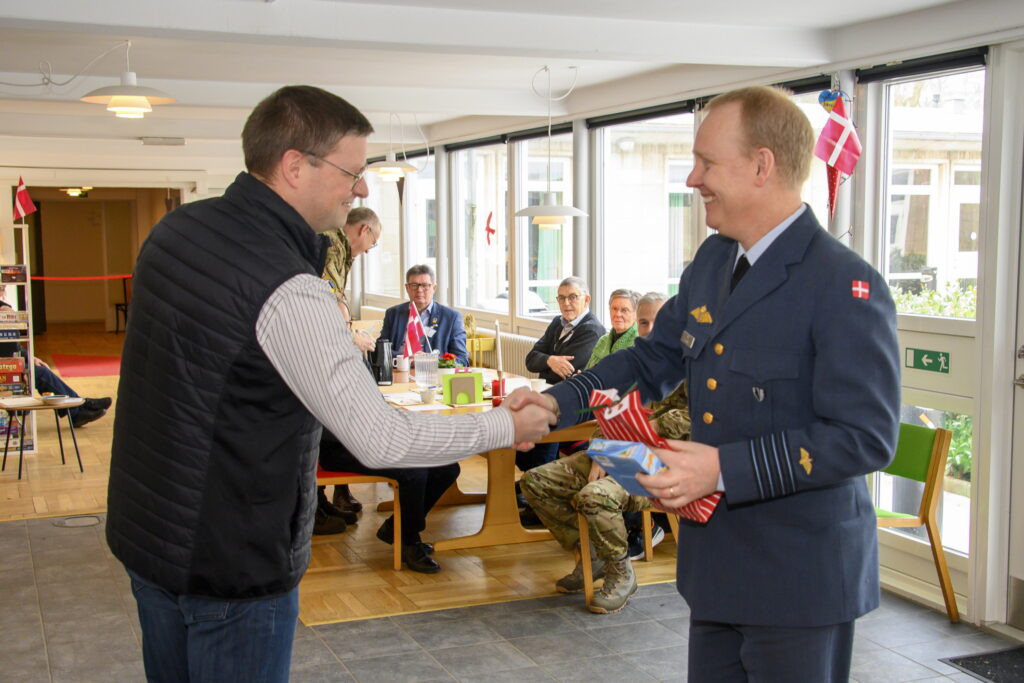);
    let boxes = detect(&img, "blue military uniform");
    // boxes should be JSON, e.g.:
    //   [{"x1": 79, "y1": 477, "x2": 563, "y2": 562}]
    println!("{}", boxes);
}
[{"x1": 547, "y1": 207, "x2": 899, "y2": 644}]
